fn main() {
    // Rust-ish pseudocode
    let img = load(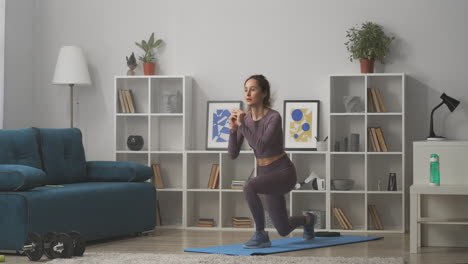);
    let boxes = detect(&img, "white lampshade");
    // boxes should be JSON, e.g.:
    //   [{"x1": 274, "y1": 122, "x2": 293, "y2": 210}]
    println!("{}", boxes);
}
[{"x1": 52, "y1": 46, "x2": 91, "y2": 85}]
